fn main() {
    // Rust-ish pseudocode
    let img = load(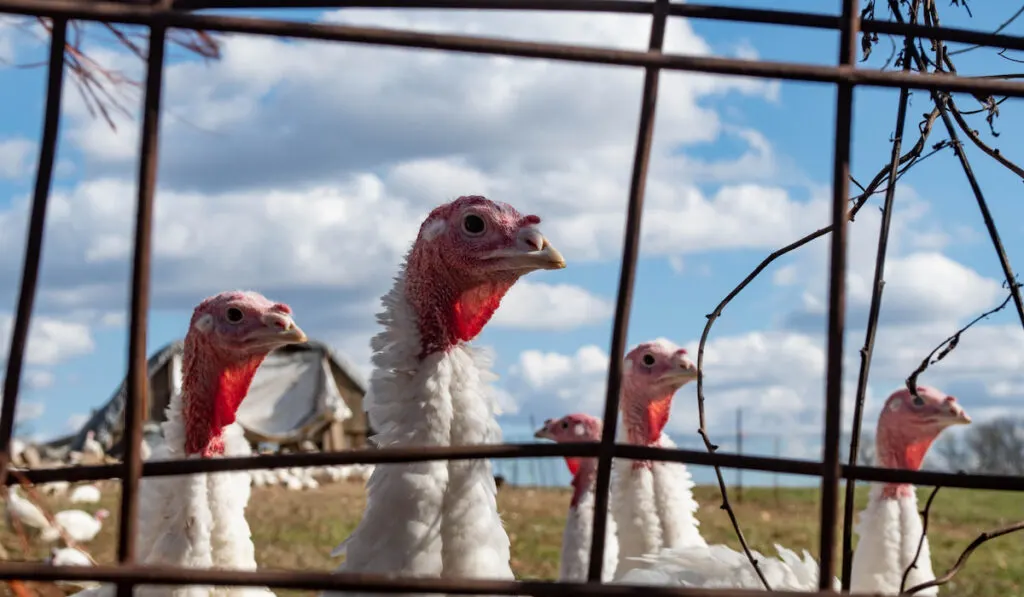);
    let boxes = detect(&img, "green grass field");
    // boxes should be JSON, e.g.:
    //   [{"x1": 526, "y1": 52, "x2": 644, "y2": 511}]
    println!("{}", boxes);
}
[{"x1": 3, "y1": 480, "x2": 1022, "y2": 595}]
